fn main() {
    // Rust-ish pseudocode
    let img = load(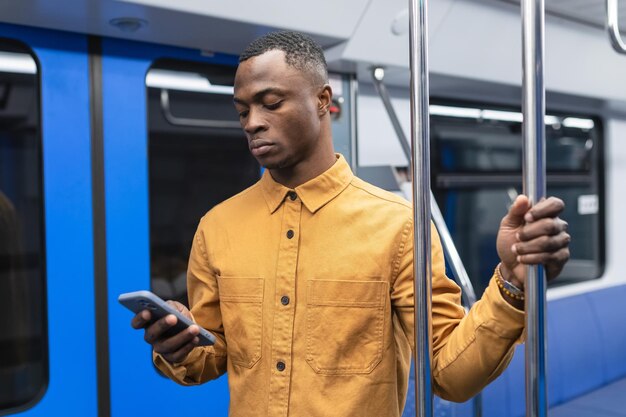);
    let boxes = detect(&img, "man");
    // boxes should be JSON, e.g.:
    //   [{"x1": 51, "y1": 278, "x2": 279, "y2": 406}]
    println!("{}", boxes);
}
[{"x1": 131, "y1": 31, "x2": 570, "y2": 417}]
